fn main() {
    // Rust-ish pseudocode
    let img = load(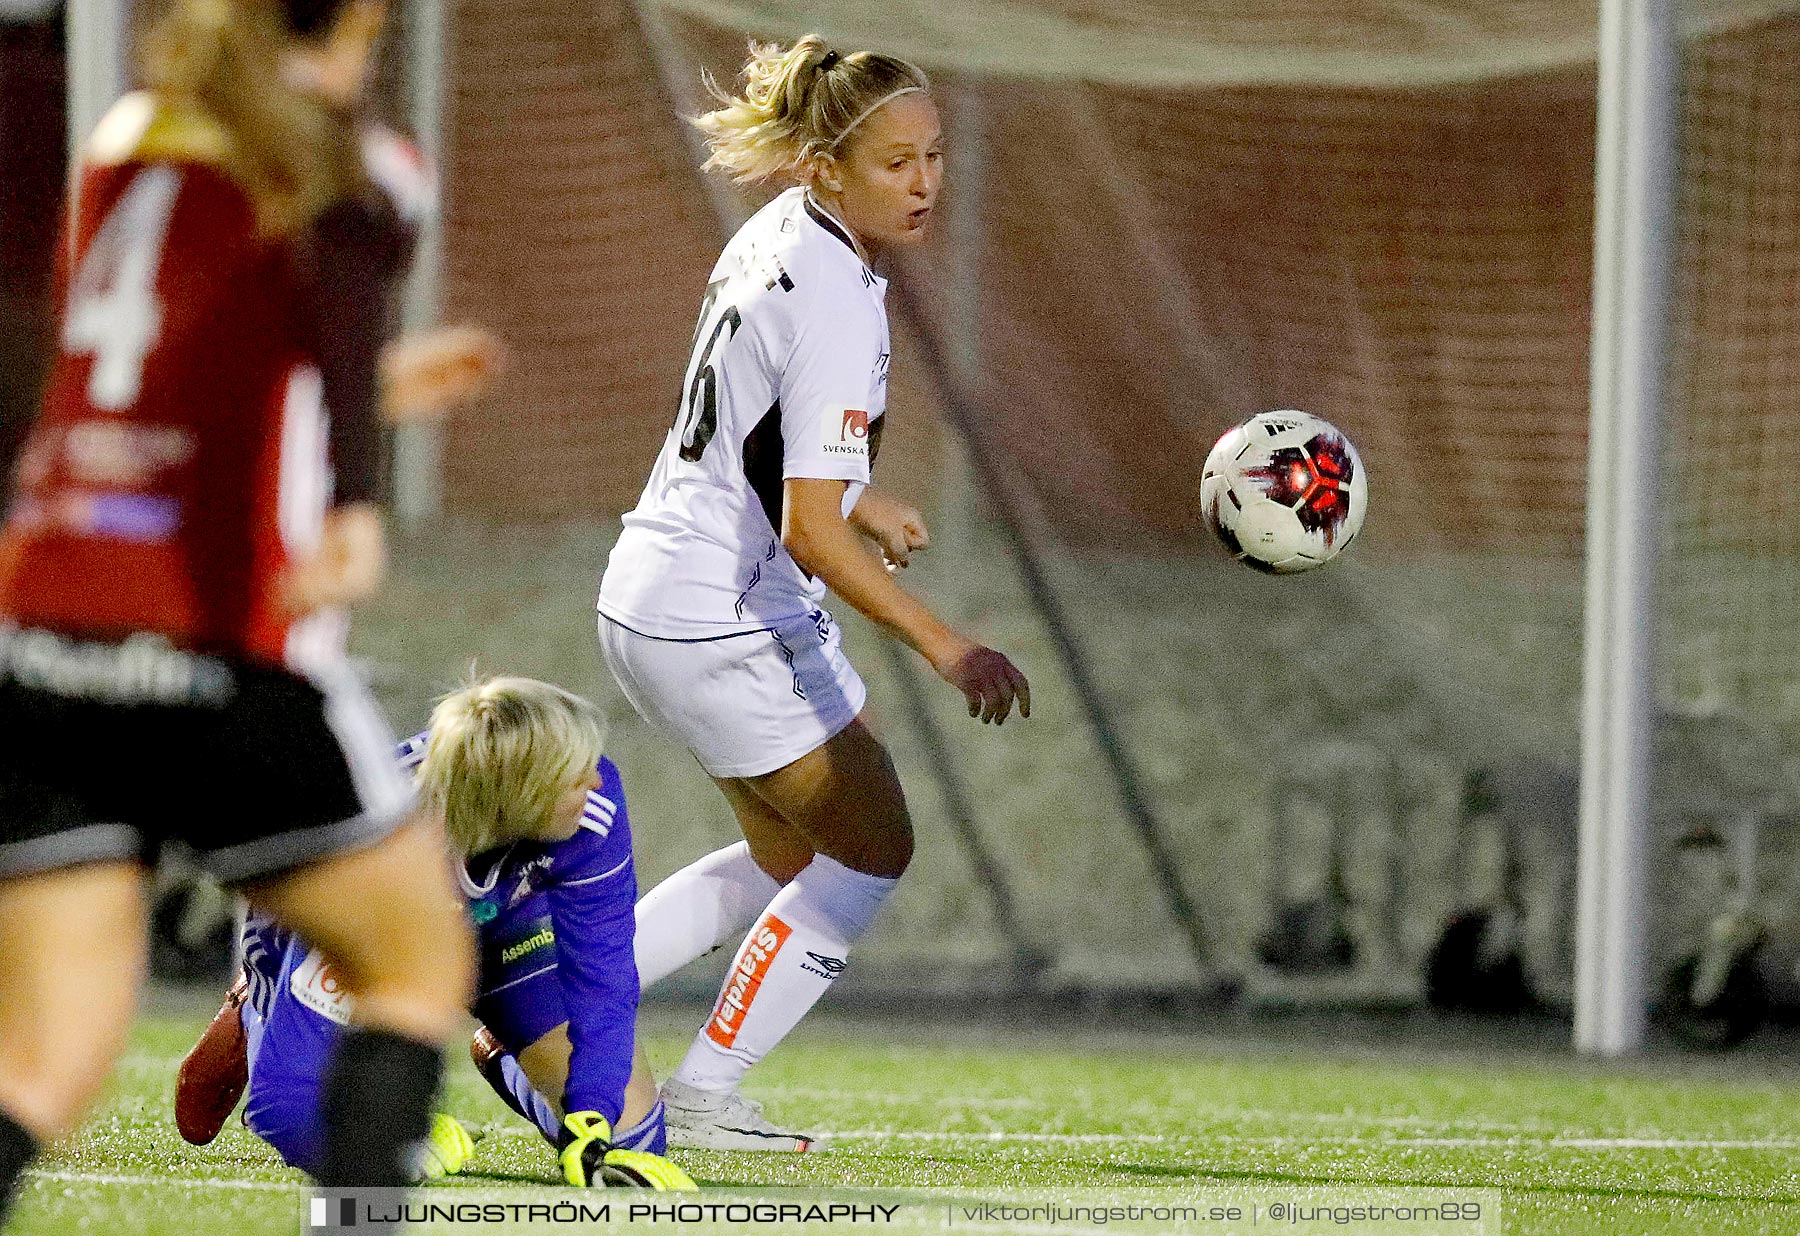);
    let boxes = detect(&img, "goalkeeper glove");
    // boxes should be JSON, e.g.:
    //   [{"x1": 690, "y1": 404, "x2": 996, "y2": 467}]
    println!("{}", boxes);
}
[
  {"x1": 414, "y1": 1112, "x2": 479, "y2": 1180},
  {"x1": 559, "y1": 1111, "x2": 697, "y2": 1190}
]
